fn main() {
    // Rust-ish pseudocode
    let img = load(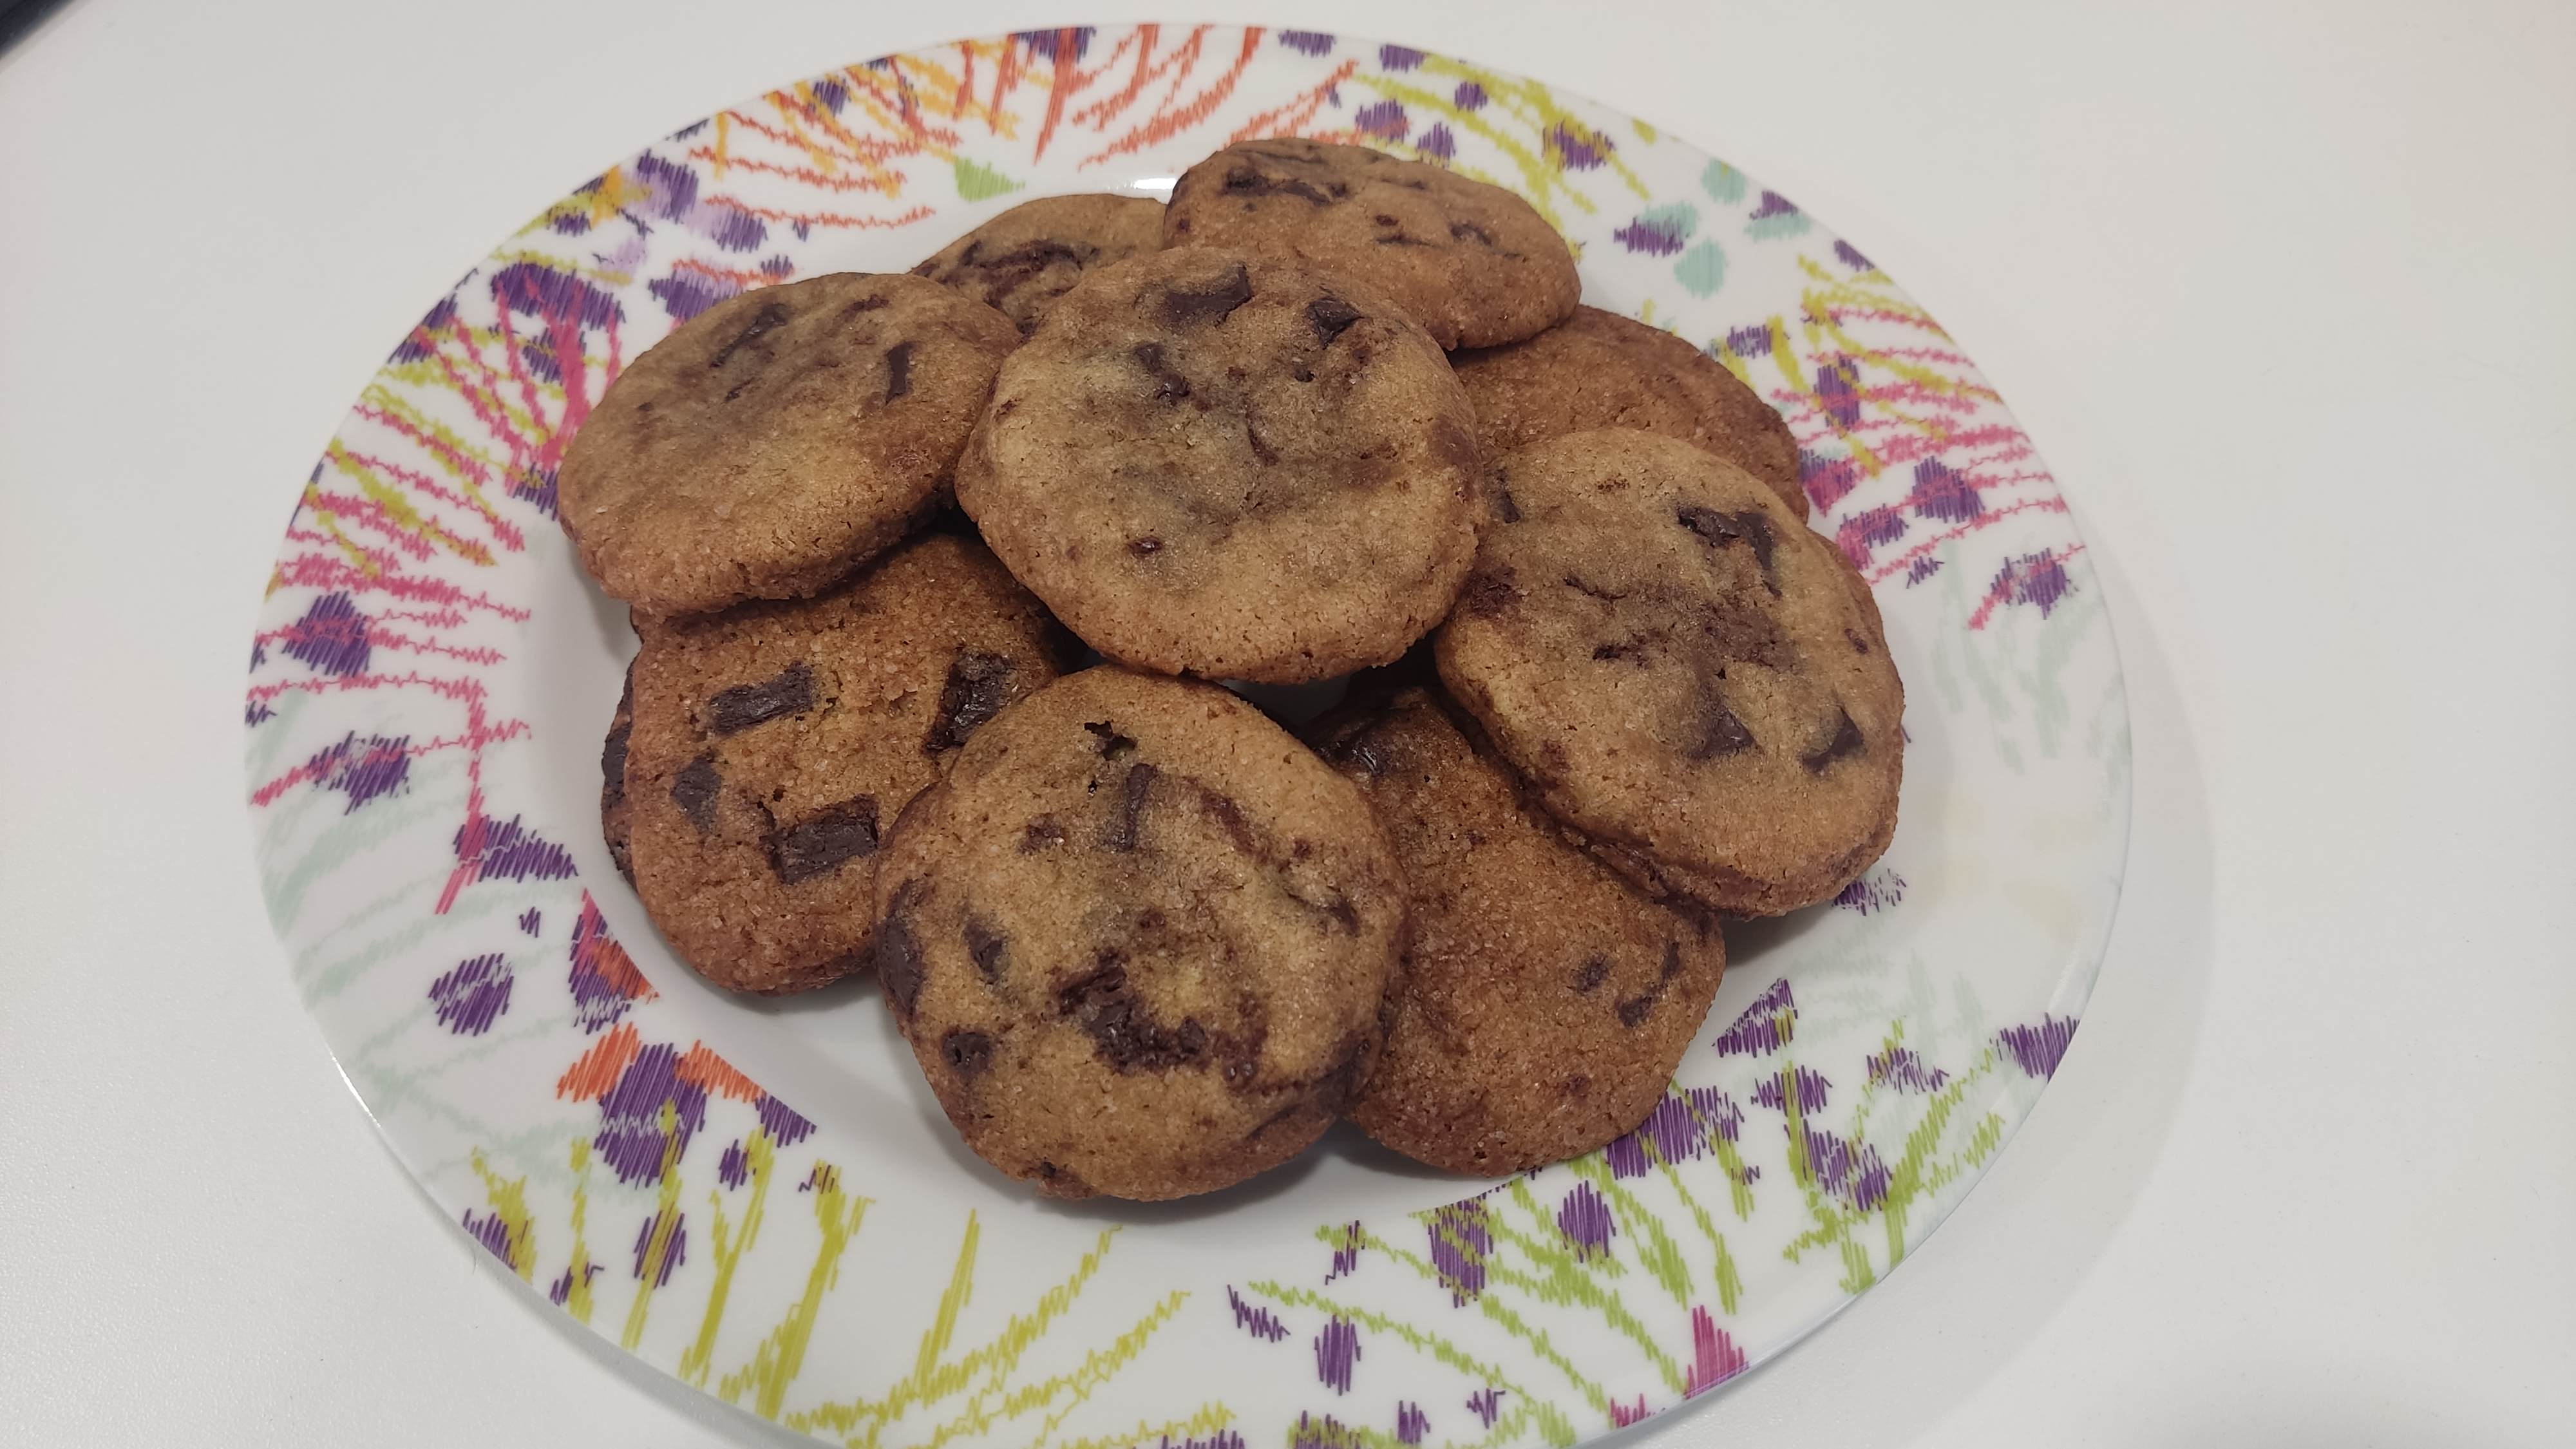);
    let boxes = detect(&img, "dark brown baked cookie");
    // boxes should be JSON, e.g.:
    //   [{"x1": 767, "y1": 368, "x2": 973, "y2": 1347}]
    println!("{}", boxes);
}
[
  {"x1": 1435, "y1": 430, "x2": 1902, "y2": 916},
  {"x1": 559, "y1": 272, "x2": 1019, "y2": 617},
  {"x1": 1452, "y1": 305, "x2": 1808, "y2": 518},
  {"x1": 602, "y1": 659, "x2": 635, "y2": 884},
  {"x1": 622, "y1": 532, "x2": 1069, "y2": 994},
  {"x1": 871, "y1": 666, "x2": 1406, "y2": 1200},
  {"x1": 1163, "y1": 139, "x2": 1578, "y2": 349},
  {"x1": 1310, "y1": 679, "x2": 1725, "y2": 1173},
  {"x1": 911, "y1": 193, "x2": 1166, "y2": 335},
  {"x1": 956, "y1": 246, "x2": 1482, "y2": 683}
]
